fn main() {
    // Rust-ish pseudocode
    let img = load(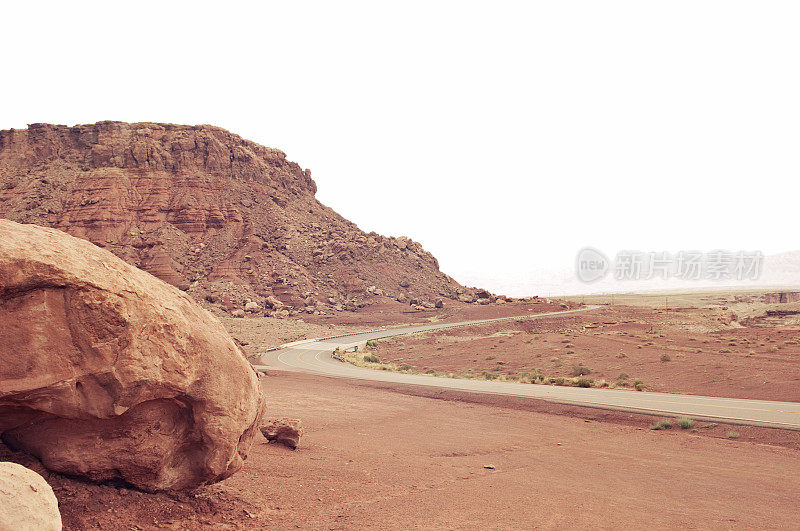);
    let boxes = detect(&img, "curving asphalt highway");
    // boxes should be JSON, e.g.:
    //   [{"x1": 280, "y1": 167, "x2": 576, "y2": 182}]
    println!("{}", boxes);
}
[{"x1": 256, "y1": 307, "x2": 800, "y2": 430}]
